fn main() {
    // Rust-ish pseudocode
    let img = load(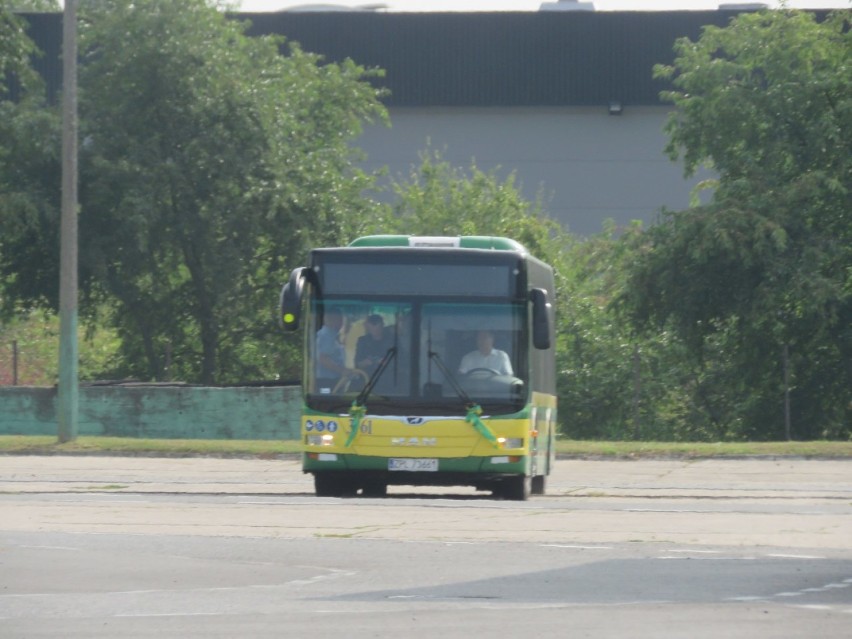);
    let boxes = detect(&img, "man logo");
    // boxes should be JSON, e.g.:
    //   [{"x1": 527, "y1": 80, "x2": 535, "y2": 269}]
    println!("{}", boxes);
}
[
  {"x1": 391, "y1": 437, "x2": 437, "y2": 446},
  {"x1": 406, "y1": 417, "x2": 424, "y2": 425}
]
